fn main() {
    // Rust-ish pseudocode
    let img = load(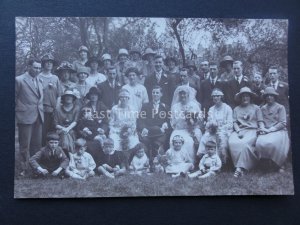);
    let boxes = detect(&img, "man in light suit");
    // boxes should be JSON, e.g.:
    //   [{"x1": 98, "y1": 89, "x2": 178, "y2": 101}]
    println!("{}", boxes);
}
[{"x1": 15, "y1": 59, "x2": 44, "y2": 176}]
